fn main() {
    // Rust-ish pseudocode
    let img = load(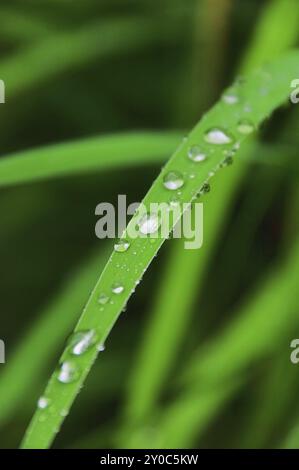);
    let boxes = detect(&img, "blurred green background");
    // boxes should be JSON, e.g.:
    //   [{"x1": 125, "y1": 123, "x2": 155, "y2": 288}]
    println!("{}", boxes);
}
[{"x1": 1, "y1": 0, "x2": 299, "y2": 449}]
